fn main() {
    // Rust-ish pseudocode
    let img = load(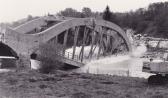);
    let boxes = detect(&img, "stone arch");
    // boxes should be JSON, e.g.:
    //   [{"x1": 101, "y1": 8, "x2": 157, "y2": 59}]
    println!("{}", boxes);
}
[
  {"x1": 0, "y1": 42, "x2": 18, "y2": 58},
  {"x1": 0, "y1": 42, "x2": 19, "y2": 68}
]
